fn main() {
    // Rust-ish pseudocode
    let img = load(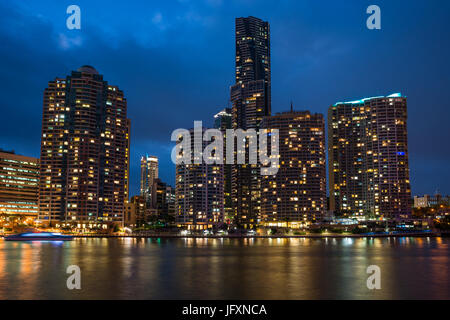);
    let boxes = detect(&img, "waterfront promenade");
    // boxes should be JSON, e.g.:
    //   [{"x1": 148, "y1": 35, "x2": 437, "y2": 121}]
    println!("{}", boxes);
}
[{"x1": 1, "y1": 231, "x2": 447, "y2": 239}]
